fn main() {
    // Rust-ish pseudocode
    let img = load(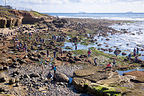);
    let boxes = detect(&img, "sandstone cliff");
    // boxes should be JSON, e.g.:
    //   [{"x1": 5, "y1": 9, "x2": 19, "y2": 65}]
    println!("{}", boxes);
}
[{"x1": 0, "y1": 7, "x2": 50, "y2": 28}]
